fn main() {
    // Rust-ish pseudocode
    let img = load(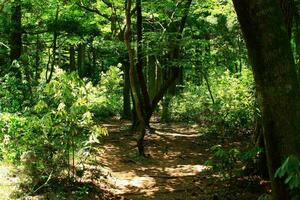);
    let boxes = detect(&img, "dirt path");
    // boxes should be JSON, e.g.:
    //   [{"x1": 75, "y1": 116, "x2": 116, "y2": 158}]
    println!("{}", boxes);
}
[{"x1": 82, "y1": 120, "x2": 263, "y2": 200}]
